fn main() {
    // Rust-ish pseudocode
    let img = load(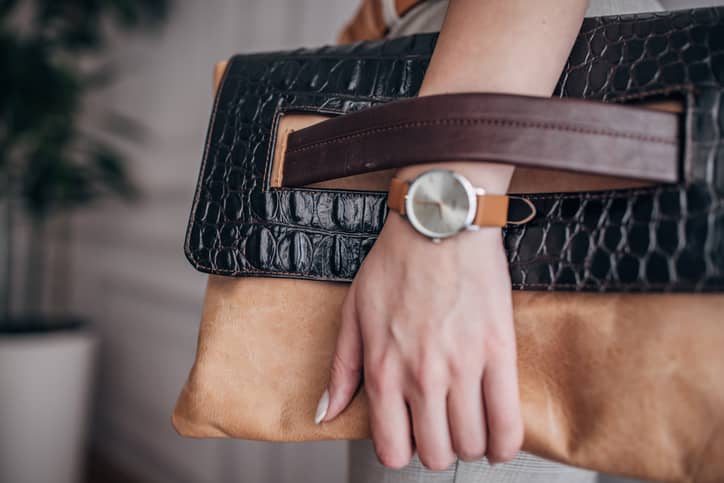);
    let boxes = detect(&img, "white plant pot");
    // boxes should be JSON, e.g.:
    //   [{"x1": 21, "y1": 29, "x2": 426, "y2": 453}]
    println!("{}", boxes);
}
[{"x1": 0, "y1": 329, "x2": 98, "y2": 483}]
